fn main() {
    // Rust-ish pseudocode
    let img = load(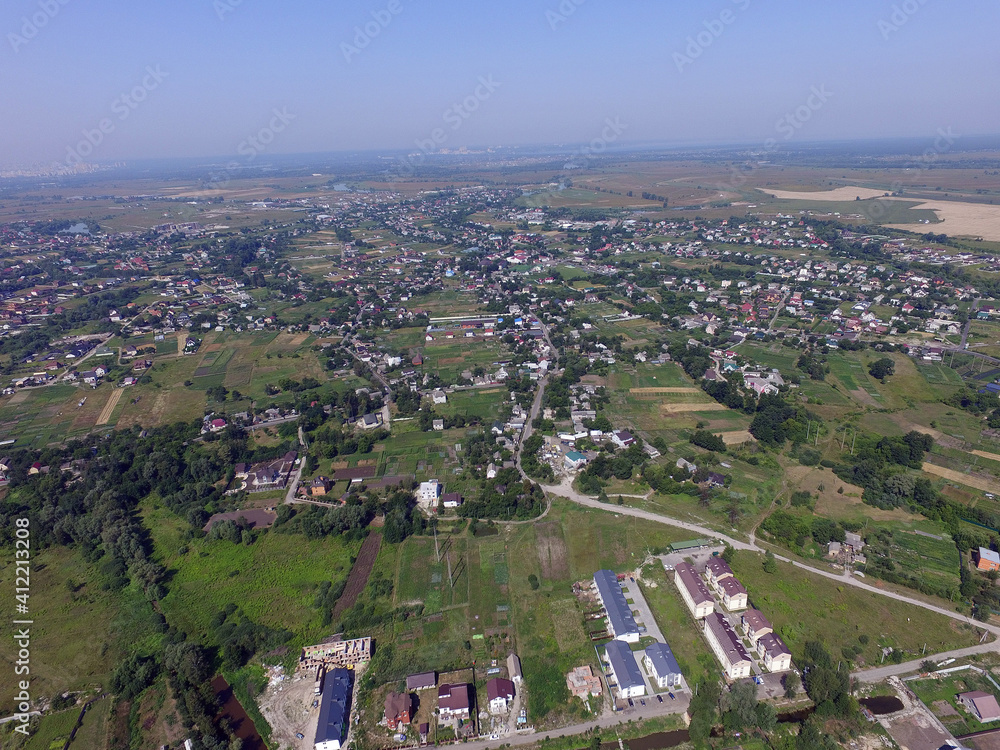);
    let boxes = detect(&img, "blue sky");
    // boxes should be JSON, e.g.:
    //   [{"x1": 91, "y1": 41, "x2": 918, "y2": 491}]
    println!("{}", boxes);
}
[{"x1": 2, "y1": 0, "x2": 998, "y2": 165}]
